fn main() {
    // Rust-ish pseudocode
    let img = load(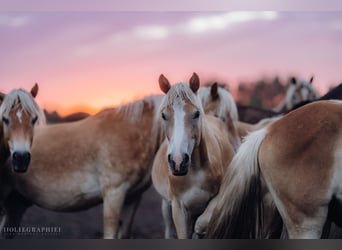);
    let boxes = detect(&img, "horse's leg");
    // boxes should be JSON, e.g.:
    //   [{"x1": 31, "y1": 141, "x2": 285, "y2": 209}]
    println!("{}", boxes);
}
[
  {"x1": 2, "y1": 192, "x2": 32, "y2": 238},
  {"x1": 118, "y1": 194, "x2": 142, "y2": 239},
  {"x1": 162, "y1": 199, "x2": 176, "y2": 238},
  {"x1": 272, "y1": 198, "x2": 328, "y2": 239},
  {"x1": 102, "y1": 183, "x2": 129, "y2": 239},
  {"x1": 171, "y1": 200, "x2": 191, "y2": 239},
  {"x1": 194, "y1": 195, "x2": 219, "y2": 238}
]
